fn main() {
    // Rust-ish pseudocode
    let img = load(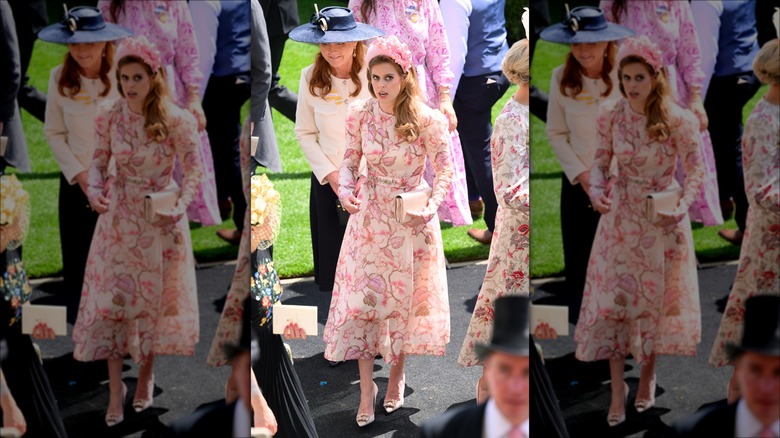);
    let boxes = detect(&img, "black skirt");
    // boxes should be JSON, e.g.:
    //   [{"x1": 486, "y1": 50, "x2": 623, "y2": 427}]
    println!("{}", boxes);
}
[
  {"x1": 530, "y1": 336, "x2": 569, "y2": 438},
  {"x1": 251, "y1": 247, "x2": 318, "y2": 438}
]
